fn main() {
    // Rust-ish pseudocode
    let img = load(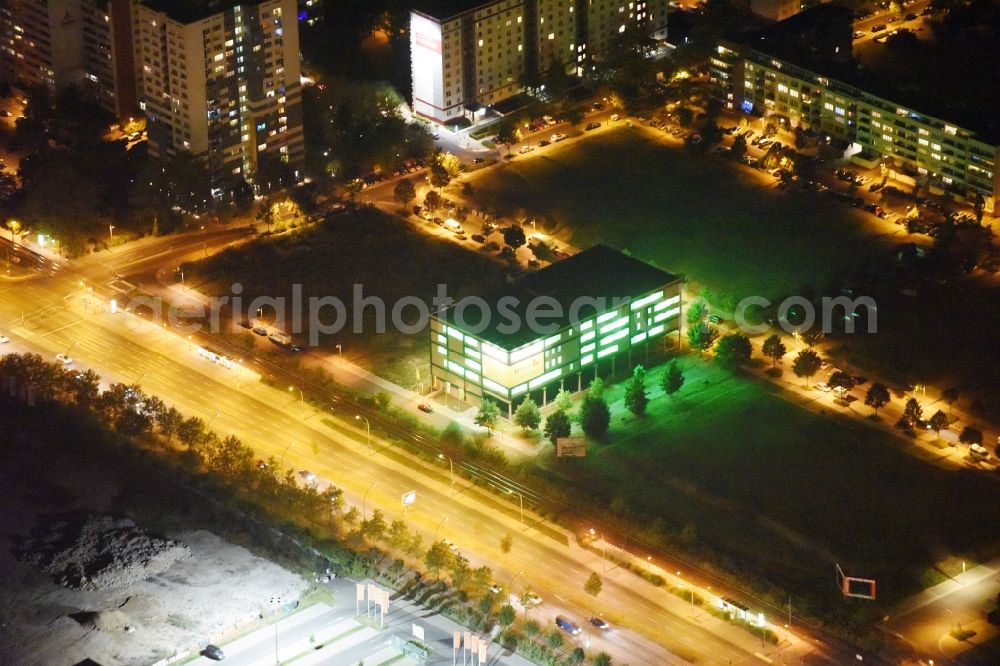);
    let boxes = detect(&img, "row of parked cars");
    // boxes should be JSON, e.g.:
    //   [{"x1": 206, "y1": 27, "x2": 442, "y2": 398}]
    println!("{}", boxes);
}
[{"x1": 358, "y1": 159, "x2": 429, "y2": 188}]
